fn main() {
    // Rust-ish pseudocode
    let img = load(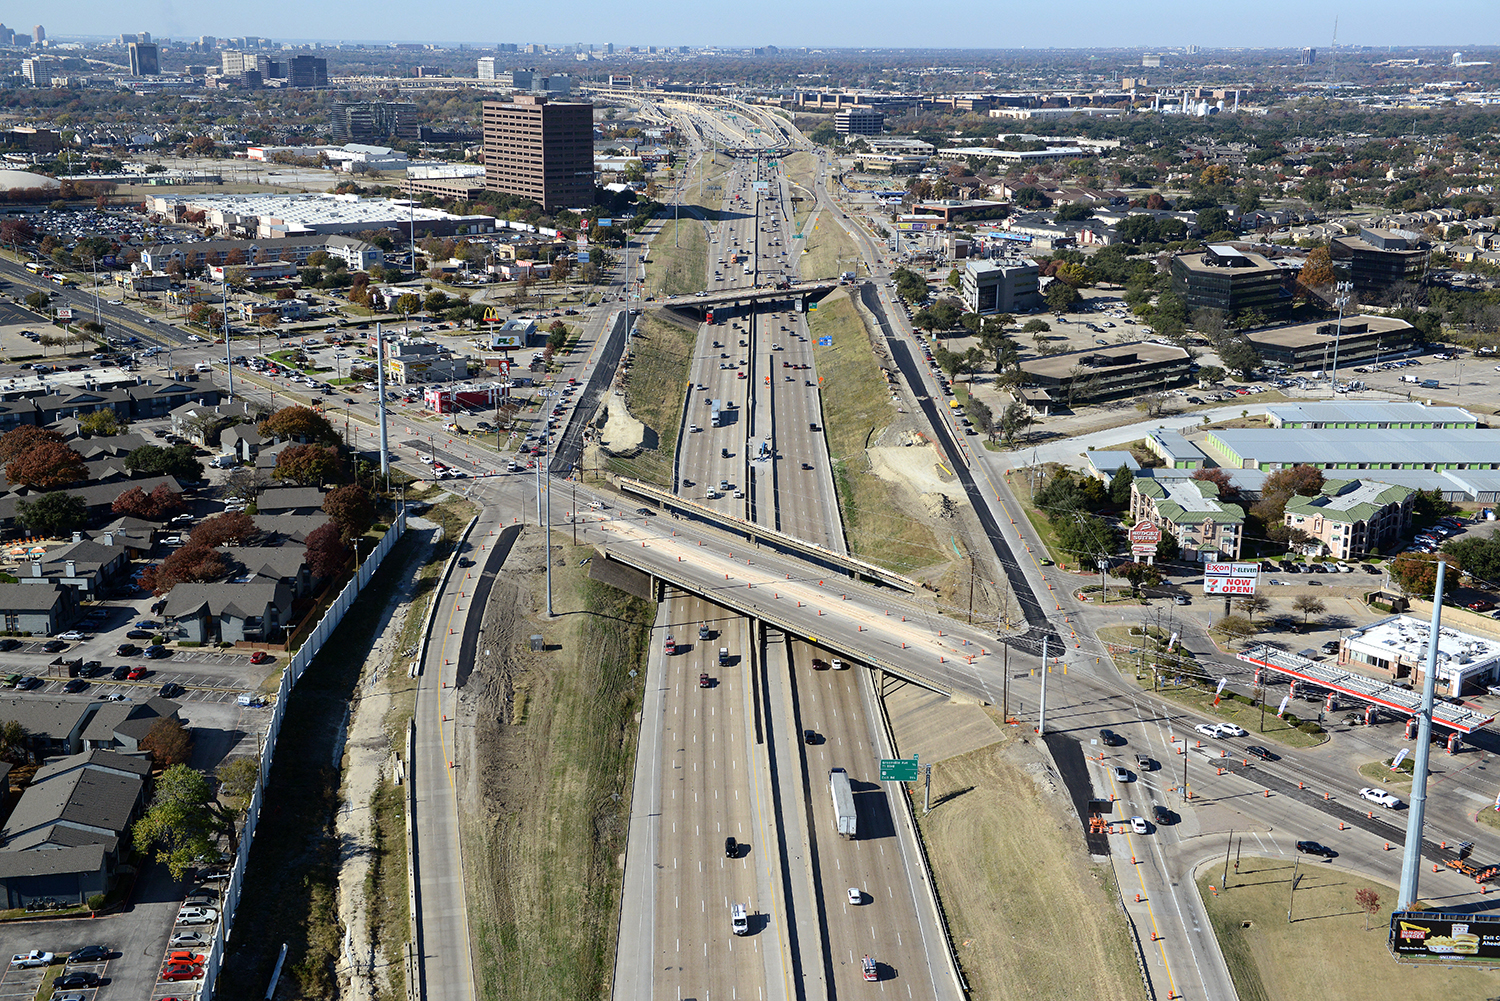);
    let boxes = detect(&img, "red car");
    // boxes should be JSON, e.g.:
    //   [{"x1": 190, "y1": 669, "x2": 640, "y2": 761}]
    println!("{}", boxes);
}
[
  {"x1": 128, "y1": 666, "x2": 148, "y2": 680},
  {"x1": 161, "y1": 964, "x2": 203, "y2": 982},
  {"x1": 249, "y1": 651, "x2": 273, "y2": 665}
]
